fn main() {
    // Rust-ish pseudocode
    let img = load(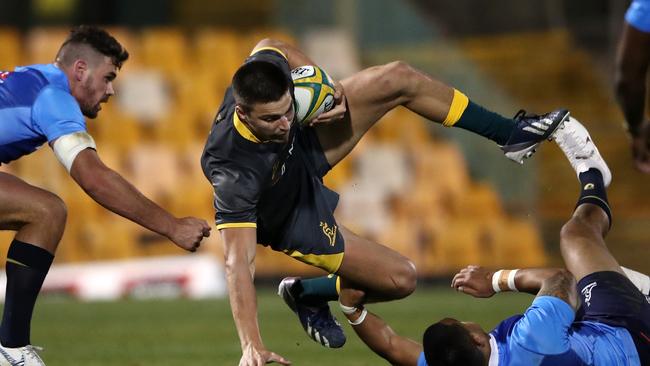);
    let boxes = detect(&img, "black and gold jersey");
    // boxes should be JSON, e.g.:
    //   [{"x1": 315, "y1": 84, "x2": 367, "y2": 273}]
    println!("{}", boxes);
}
[
  {"x1": 201, "y1": 48, "x2": 298, "y2": 232},
  {"x1": 201, "y1": 47, "x2": 344, "y2": 270}
]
